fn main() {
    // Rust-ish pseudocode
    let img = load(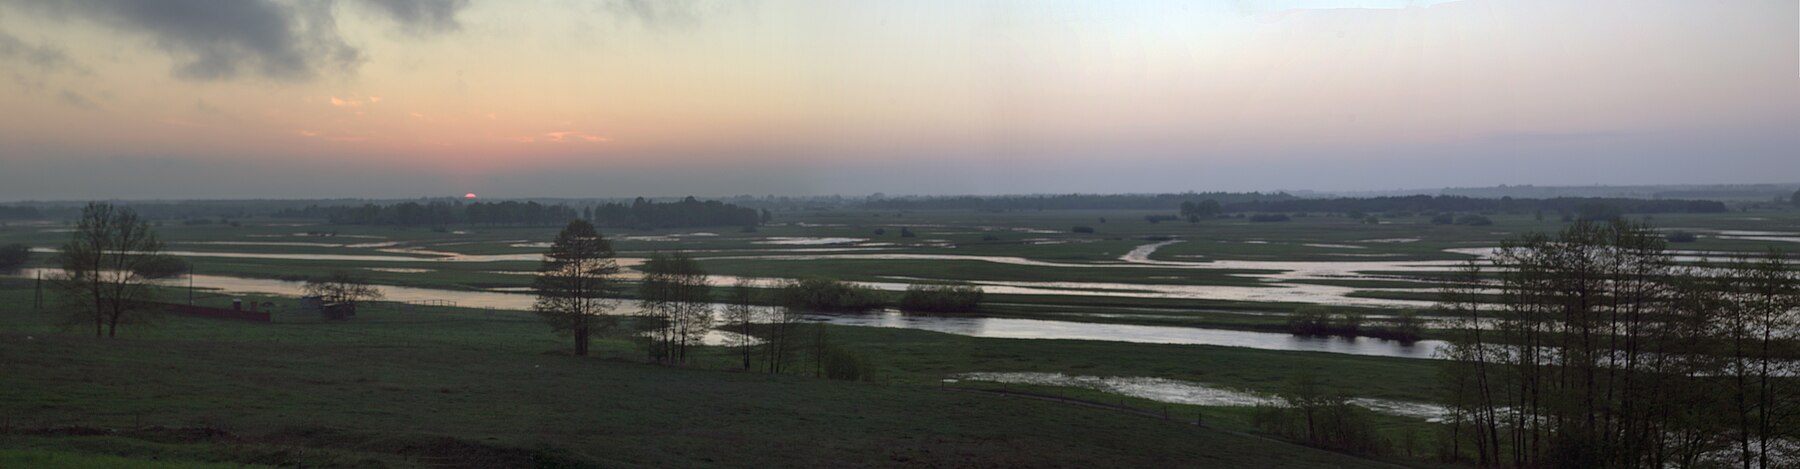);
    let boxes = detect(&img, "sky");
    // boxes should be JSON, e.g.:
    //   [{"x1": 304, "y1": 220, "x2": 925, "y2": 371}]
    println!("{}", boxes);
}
[{"x1": 0, "y1": 0, "x2": 1795, "y2": 200}]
